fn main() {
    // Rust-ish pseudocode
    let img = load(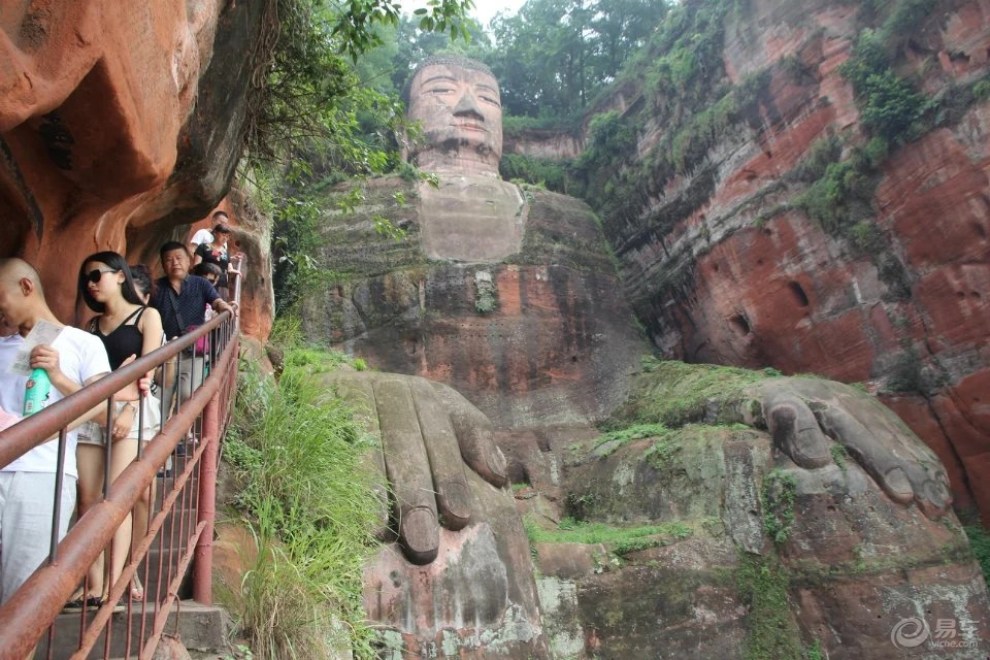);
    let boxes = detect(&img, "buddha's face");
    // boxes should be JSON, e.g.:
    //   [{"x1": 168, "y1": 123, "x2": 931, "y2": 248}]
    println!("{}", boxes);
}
[{"x1": 407, "y1": 62, "x2": 503, "y2": 174}]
